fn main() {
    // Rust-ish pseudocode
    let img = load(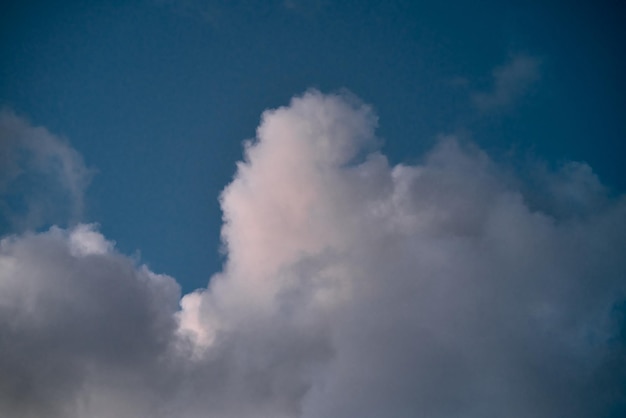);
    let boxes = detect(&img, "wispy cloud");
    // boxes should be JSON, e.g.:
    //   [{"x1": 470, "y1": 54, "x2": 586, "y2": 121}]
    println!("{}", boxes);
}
[
  {"x1": 1, "y1": 92, "x2": 624, "y2": 417},
  {"x1": 472, "y1": 54, "x2": 541, "y2": 111},
  {"x1": 0, "y1": 110, "x2": 93, "y2": 233}
]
